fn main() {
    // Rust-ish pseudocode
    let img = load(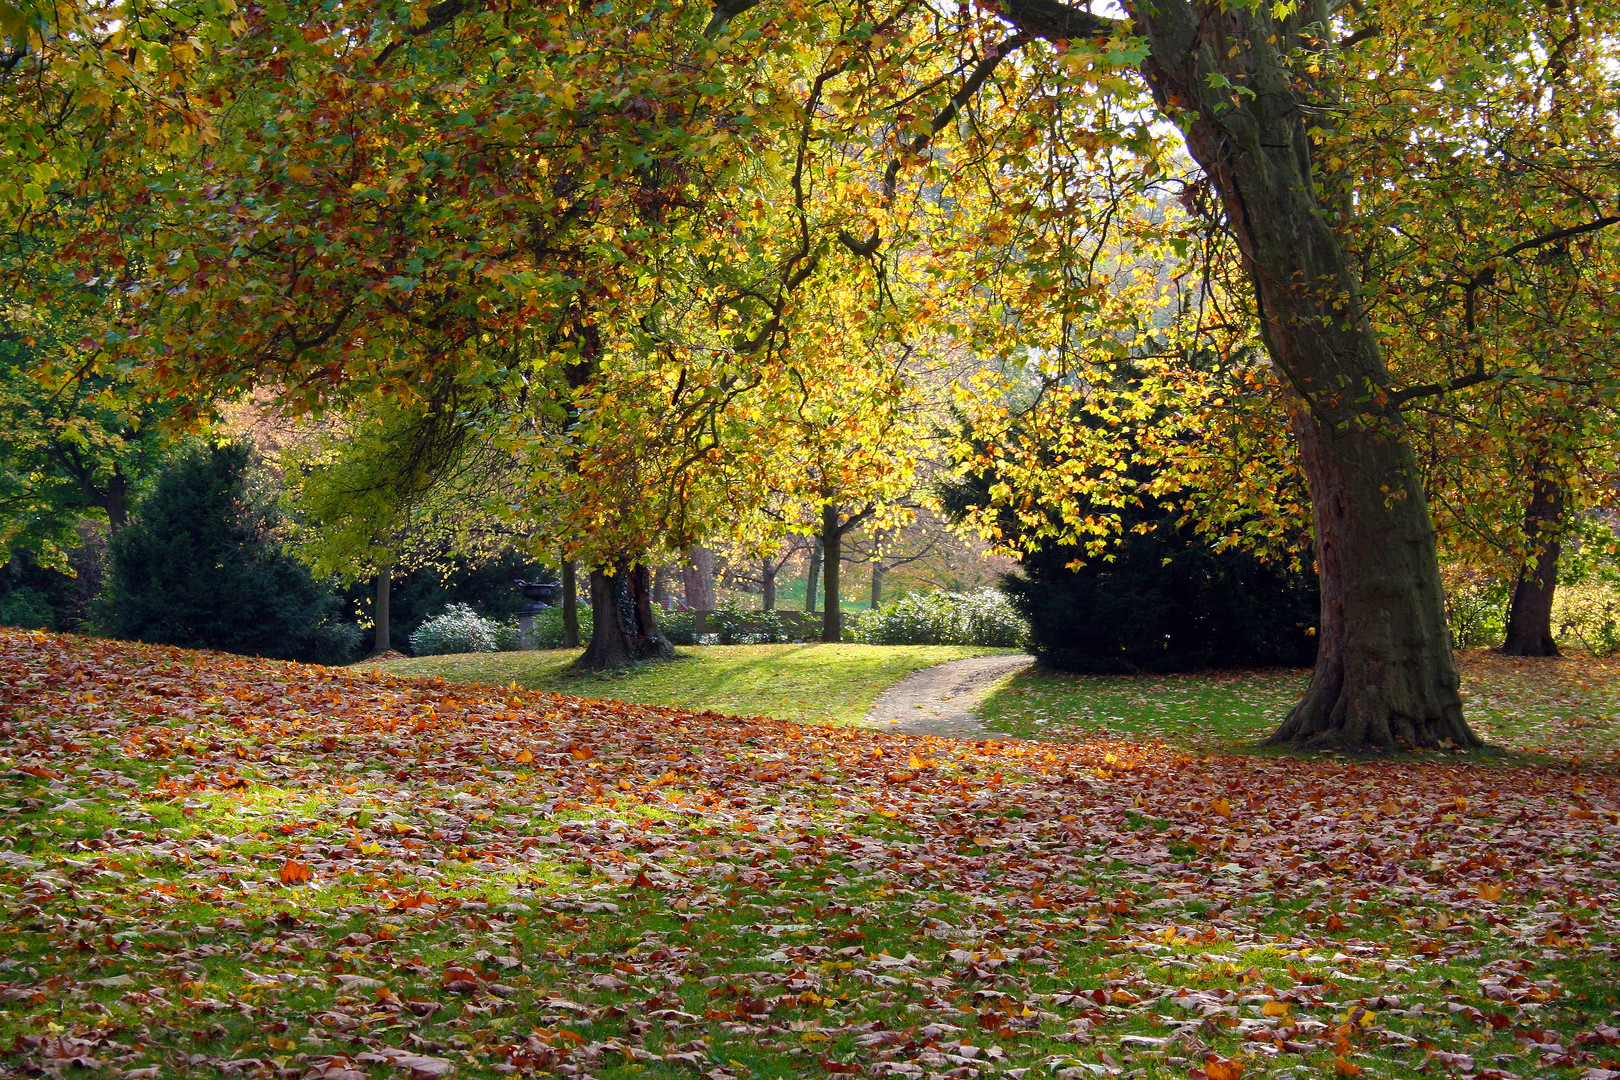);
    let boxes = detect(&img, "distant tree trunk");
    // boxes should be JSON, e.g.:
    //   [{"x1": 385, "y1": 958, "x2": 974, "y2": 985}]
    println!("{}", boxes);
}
[
  {"x1": 103, "y1": 469, "x2": 129, "y2": 533},
  {"x1": 1501, "y1": 471, "x2": 1566, "y2": 657},
  {"x1": 804, "y1": 537, "x2": 822, "y2": 613},
  {"x1": 576, "y1": 559, "x2": 672, "y2": 671},
  {"x1": 682, "y1": 546, "x2": 716, "y2": 611},
  {"x1": 561, "y1": 559, "x2": 580, "y2": 649},
  {"x1": 372, "y1": 565, "x2": 392, "y2": 655},
  {"x1": 871, "y1": 563, "x2": 884, "y2": 609},
  {"x1": 762, "y1": 558, "x2": 777, "y2": 611},
  {"x1": 821, "y1": 503, "x2": 842, "y2": 643},
  {"x1": 652, "y1": 565, "x2": 671, "y2": 608}
]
